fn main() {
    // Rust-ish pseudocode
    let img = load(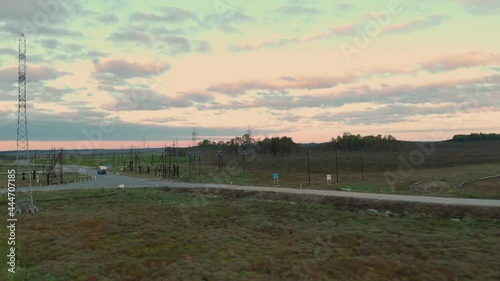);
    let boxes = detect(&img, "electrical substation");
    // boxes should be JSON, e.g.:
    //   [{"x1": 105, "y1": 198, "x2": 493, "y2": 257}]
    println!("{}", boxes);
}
[
  {"x1": 188, "y1": 151, "x2": 201, "y2": 178},
  {"x1": 155, "y1": 146, "x2": 175, "y2": 178},
  {"x1": 44, "y1": 148, "x2": 64, "y2": 185},
  {"x1": 214, "y1": 150, "x2": 230, "y2": 176},
  {"x1": 122, "y1": 146, "x2": 150, "y2": 174}
]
